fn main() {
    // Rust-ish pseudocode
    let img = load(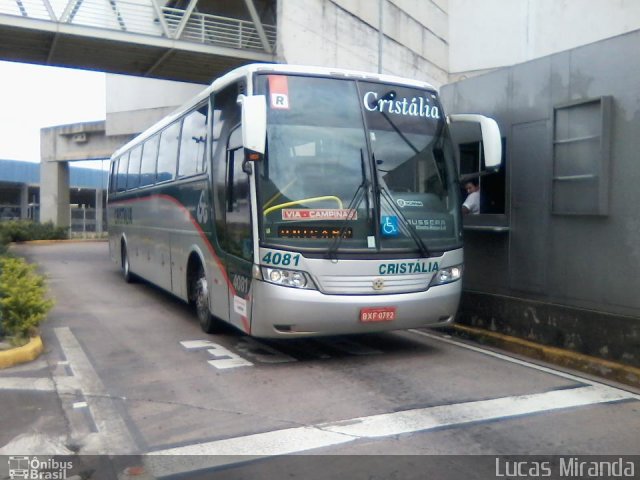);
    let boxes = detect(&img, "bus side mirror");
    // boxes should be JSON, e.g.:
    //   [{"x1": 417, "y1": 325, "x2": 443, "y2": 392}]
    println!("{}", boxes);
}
[
  {"x1": 448, "y1": 114, "x2": 502, "y2": 170},
  {"x1": 238, "y1": 94, "x2": 267, "y2": 158}
]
